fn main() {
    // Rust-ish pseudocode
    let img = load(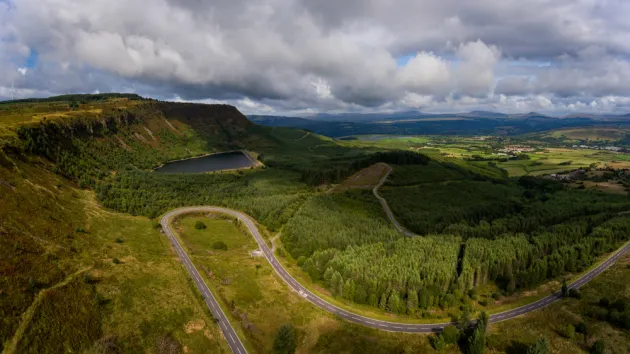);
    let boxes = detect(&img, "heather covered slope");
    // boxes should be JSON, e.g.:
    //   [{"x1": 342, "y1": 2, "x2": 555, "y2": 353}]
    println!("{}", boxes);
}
[{"x1": 0, "y1": 96, "x2": 256, "y2": 352}]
